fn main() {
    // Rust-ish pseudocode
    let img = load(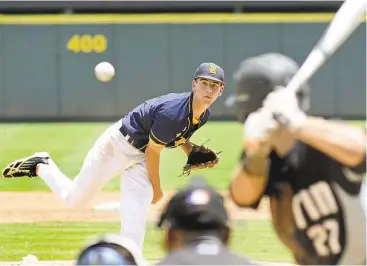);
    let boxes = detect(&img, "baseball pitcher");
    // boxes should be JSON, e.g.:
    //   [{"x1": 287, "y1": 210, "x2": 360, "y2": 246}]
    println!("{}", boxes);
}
[{"x1": 2, "y1": 62, "x2": 224, "y2": 253}]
